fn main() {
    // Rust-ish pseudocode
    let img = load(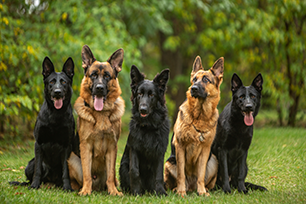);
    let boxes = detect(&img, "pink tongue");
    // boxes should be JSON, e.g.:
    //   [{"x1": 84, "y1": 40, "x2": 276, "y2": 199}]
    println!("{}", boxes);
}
[
  {"x1": 244, "y1": 112, "x2": 254, "y2": 126},
  {"x1": 54, "y1": 99, "x2": 63, "y2": 109},
  {"x1": 94, "y1": 97, "x2": 104, "y2": 111}
]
